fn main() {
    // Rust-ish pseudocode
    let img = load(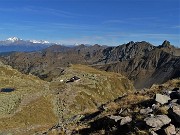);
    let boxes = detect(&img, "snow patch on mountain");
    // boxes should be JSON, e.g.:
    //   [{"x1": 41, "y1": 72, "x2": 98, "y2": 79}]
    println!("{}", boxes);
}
[
  {"x1": 6, "y1": 37, "x2": 22, "y2": 42},
  {"x1": 4, "y1": 37, "x2": 50, "y2": 44},
  {"x1": 74, "y1": 43, "x2": 79, "y2": 46},
  {"x1": 30, "y1": 40, "x2": 50, "y2": 44}
]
